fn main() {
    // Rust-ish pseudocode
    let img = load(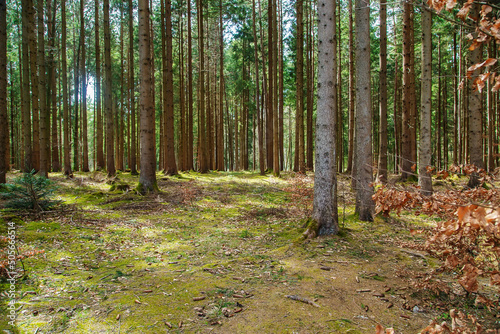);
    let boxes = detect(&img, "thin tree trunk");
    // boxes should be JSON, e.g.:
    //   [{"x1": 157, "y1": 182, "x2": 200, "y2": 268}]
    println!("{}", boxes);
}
[
  {"x1": 104, "y1": 0, "x2": 115, "y2": 176},
  {"x1": 95, "y1": 0, "x2": 104, "y2": 169},
  {"x1": 138, "y1": 0, "x2": 157, "y2": 191},
  {"x1": 48, "y1": 0, "x2": 59, "y2": 172},
  {"x1": 467, "y1": 4, "x2": 484, "y2": 187},
  {"x1": 401, "y1": 0, "x2": 415, "y2": 180},
  {"x1": 0, "y1": 0, "x2": 6, "y2": 183},
  {"x1": 128, "y1": 0, "x2": 137, "y2": 174},
  {"x1": 187, "y1": 0, "x2": 194, "y2": 170},
  {"x1": 38, "y1": 0, "x2": 50, "y2": 177},
  {"x1": 218, "y1": 0, "x2": 225, "y2": 171},
  {"x1": 355, "y1": 0, "x2": 374, "y2": 221},
  {"x1": 28, "y1": 0, "x2": 40, "y2": 172},
  {"x1": 305, "y1": 0, "x2": 313, "y2": 170},
  {"x1": 346, "y1": 0, "x2": 354, "y2": 174},
  {"x1": 376, "y1": 0, "x2": 387, "y2": 184},
  {"x1": 61, "y1": 0, "x2": 71, "y2": 175},
  {"x1": 419, "y1": 6, "x2": 433, "y2": 195},
  {"x1": 81, "y1": 0, "x2": 89, "y2": 172},
  {"x1": 162, "y1": 0, "x2": 177, "y2": 175}
]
